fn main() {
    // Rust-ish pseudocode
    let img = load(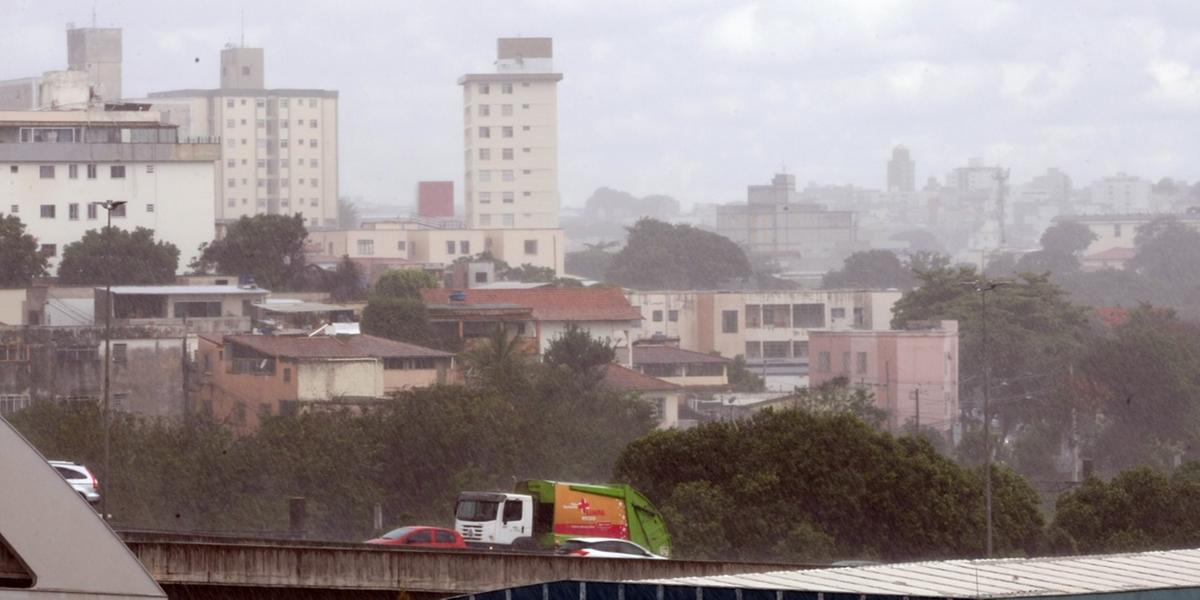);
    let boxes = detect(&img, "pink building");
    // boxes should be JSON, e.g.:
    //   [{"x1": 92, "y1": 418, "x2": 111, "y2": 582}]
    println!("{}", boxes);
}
[
  {"x1": 417, "y1": 181, "x2": 454, "y2": 218},
  {"x1": 809, "y1": 320, "x2": 958, "y2": 434}
]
